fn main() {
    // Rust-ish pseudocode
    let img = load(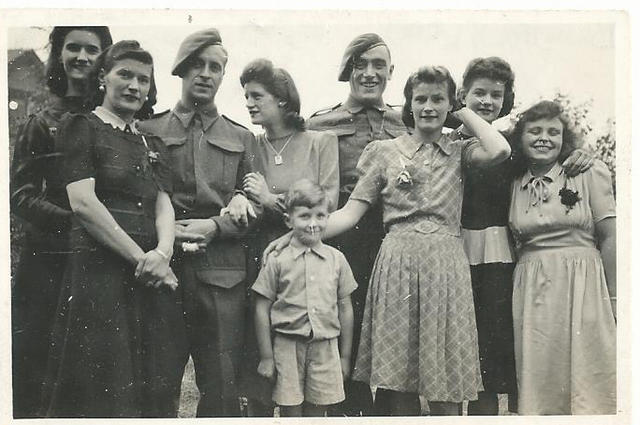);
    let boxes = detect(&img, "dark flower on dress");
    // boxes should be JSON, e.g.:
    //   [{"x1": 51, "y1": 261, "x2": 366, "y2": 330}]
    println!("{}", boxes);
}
[{"x1": 559, "y1": 179, "x2": 581, "y2": 213}]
